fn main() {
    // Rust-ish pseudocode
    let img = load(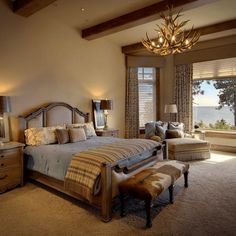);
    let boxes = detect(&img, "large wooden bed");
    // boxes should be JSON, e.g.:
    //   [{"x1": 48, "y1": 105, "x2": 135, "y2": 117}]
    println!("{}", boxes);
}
[{"x1": 19, "y1": 102, "x2": 165, "y2": 222}]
